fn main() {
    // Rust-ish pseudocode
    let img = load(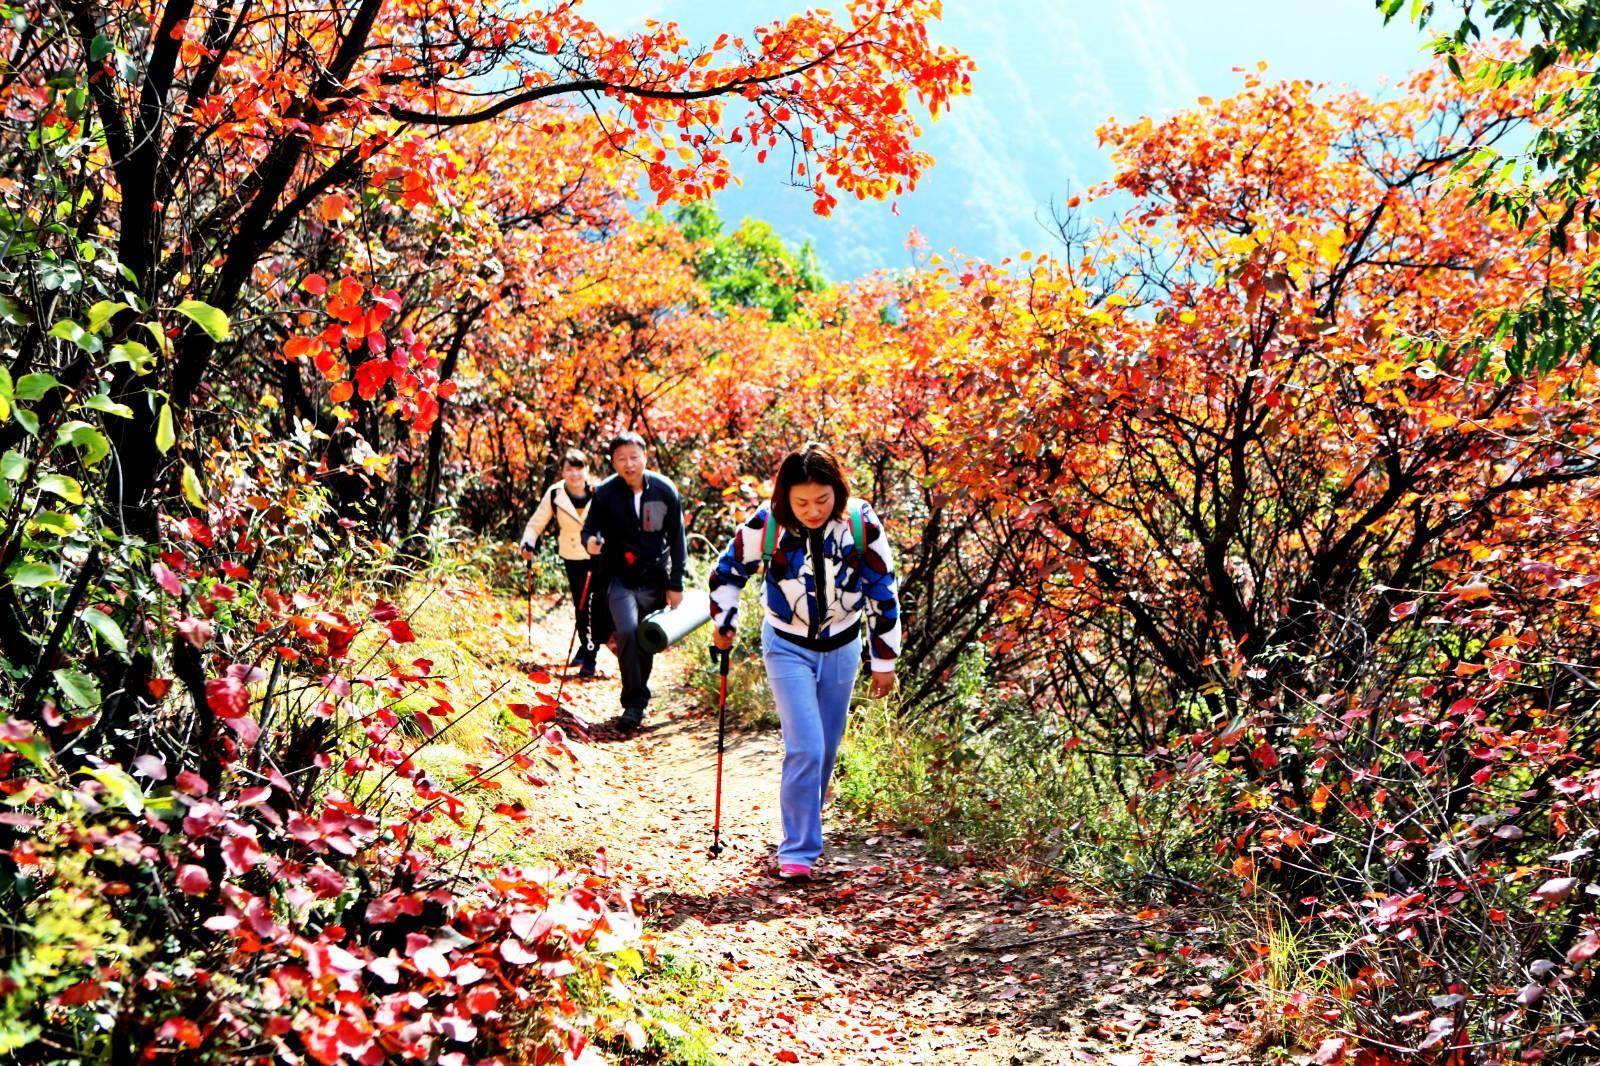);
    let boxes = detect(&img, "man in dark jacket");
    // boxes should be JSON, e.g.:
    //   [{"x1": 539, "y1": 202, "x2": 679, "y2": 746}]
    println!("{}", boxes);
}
[{"x1": 581, "y1": 432, "x2": 686, "y2": 730}]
